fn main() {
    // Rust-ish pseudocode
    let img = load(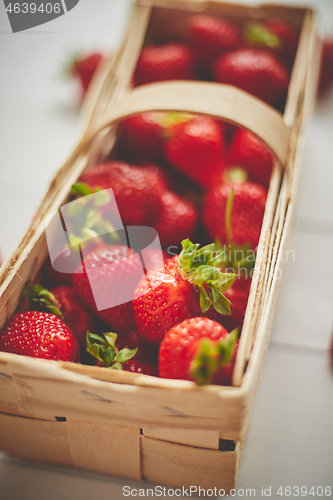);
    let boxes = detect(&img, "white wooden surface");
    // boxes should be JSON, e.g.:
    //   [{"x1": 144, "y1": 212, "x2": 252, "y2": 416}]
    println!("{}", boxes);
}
[{"x1": 0, "y1": 0, "x2": 333, "y2": 499}]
